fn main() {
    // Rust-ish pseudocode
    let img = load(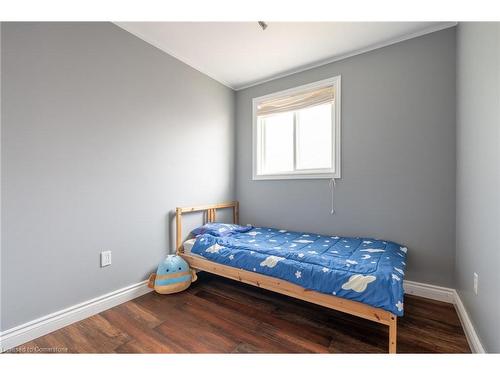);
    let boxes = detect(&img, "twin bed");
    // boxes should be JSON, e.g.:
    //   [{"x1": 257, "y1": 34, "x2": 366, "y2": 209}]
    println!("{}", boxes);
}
[{"x1": 176, "y1": 201, "x2": 406, "y2": 353}]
